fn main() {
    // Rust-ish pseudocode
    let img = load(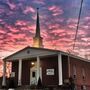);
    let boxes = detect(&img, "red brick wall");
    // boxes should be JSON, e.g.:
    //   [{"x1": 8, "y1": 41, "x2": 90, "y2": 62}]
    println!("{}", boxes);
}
[
  {"x1": 22, "y1": 60, "x2": 31, "y2": 85},
  {"x1": 70, "y1": 57, "x2": 90, "y2": 89},
  {"x1": 12, "y1": 61, "x2": 18, "y2": 85},
  {"x1": 62, "y1": 55, "x2": 69, "y2": 83},
  {"x1": 11, "y1": 54, "x2": 90, "y2": 89},
  {"x1": 41, "y1": 55, "x2": 59, "y2": 86}
]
